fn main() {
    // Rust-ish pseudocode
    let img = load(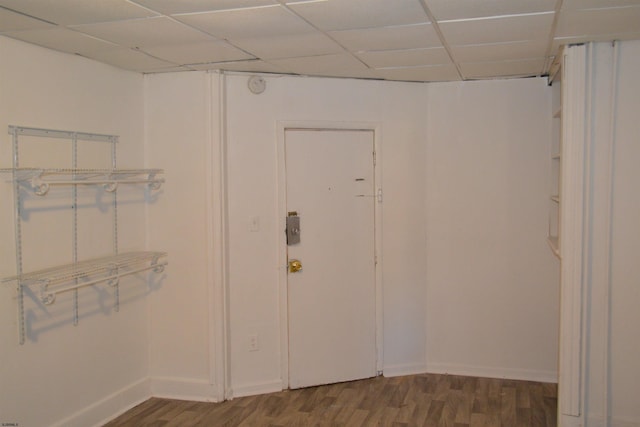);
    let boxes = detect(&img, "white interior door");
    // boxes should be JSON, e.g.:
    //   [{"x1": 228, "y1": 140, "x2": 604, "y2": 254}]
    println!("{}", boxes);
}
[{"x1": 285, "y1": 128, "x2": 377, "y2": 389}]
